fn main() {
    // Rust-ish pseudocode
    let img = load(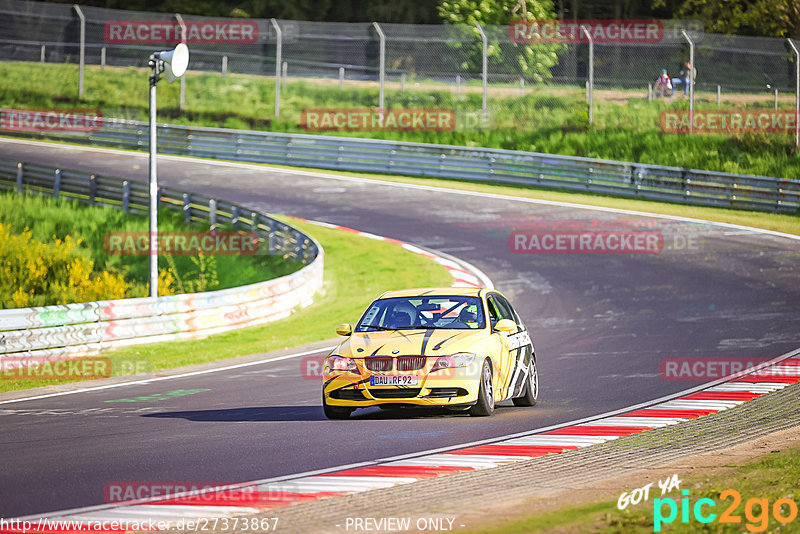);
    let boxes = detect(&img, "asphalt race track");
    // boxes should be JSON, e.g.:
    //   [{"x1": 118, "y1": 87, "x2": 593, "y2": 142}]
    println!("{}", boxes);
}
[{"x1": 2, "y1": 139, "x2": 799, "y2": 517}]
